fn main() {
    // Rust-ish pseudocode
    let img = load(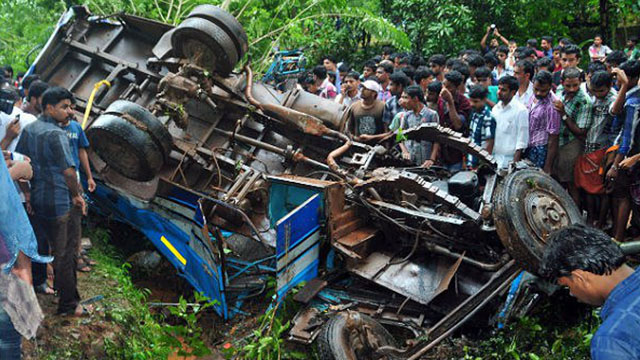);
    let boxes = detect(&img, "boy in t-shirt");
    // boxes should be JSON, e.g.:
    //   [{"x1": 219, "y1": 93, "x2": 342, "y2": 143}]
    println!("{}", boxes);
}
[{"x1": 473, "y1": 67, "x2": 499, "y2": 108}]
